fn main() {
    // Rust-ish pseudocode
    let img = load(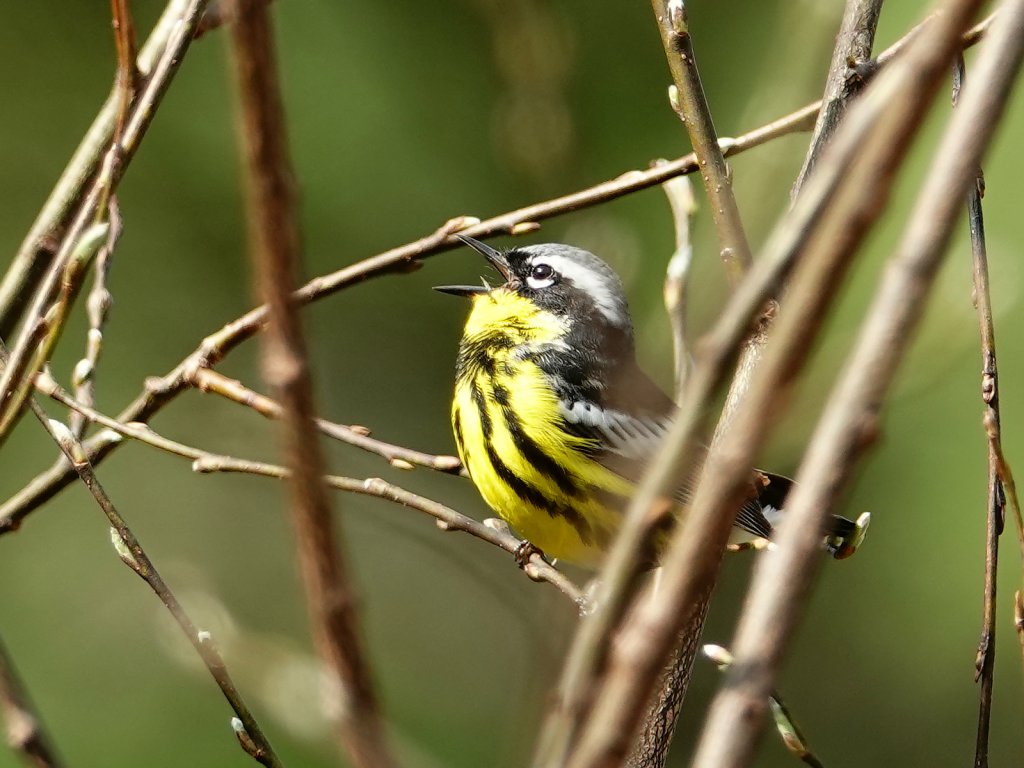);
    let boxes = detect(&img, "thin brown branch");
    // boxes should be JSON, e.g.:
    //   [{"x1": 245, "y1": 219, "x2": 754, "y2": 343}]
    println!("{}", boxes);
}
[
  {"x1": 191, "y1": 368, "x2": 463, "y2": 474},
  {"x1": 702, "y1": 645, "x2": 825, "y2": 768},
  {"x1": 69, "y1": 204, "x2": 121, "y2": 439},
  {"x1": 955, "y1": 53, "x2": 1002, "y2": 768},
  {"x1": 691, "y1": 4, "x2": 1024, "y2": 767},
  {"x1": 228, "y1": 4, "x2": 394, "y2": 765},
  {"x1": 558, "y1": 1, "x2": 991, "y2": 766},
  {"x1": 0, "y1": 108, "x2": 810, "y2": 537},
  {"x1": 34, "y1": 372, "x2": 581, "y2": 603},
  {"x1": 660, "y1": 173, "x2": 696, "y2": 397},
  {"x1": 0, "y1": 14, "x2": 996, "y2": 536},
  {"x1": 792, "y1": 0, "x2": 884, "y2": 197},
  {"x1": 0, "y1": 0, "x2": 211, "y2": 447},
  {"x1": 193, "y1": 455, "x2": 585, "y2": 604},
  {"x1": 0, "y1": 223, "x2": 108, "y2": 443},
  {"x1": 0, "y1": 0, "x2": 207, "y2": 338},
  {"x1": 543, "y1": 20, "x2": 995, "y2": 761},
  {"x1": 0, "y1": 638, "x2": 63, "y2": 768},
  {"x1": 110, "y1": 0, "x2": 139, "y2": 145},
  {"x1": 31, "y1": 407, "x2": 282, "y2": 767},
  {"x1": 652, "y1": 0, "x2": 751, "y2": 284}
]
